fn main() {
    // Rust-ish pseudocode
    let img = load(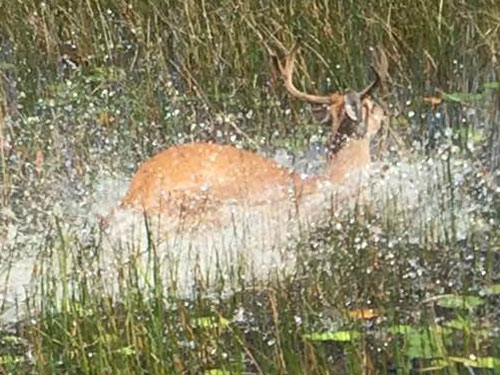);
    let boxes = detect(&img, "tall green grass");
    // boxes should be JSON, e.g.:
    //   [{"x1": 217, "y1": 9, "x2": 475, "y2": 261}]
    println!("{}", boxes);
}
[
  {"x1": 0, "y1": 0, "x2": 498, "y2": 374},
  {"x1": 1, "y1": 0, "x2": 499, "y2": 92}
]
